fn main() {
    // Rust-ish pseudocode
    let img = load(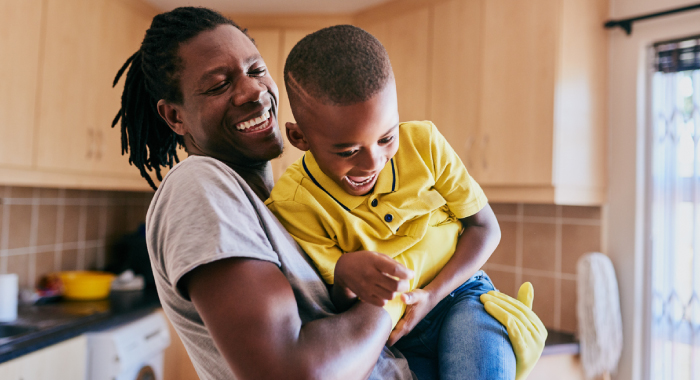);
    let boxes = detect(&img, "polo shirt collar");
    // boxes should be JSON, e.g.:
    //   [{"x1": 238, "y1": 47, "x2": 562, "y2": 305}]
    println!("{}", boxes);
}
[{"x1": 302, "y1": 151, "x2": 399, "y2": 211}]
